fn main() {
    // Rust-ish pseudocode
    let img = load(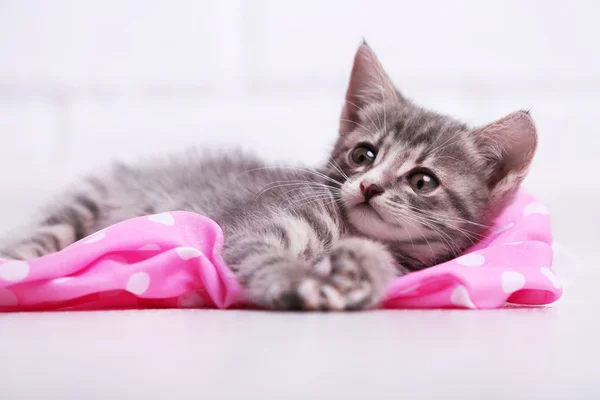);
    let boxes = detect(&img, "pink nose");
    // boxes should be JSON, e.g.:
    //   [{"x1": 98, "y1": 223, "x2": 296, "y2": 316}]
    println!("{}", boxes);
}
[{"x1": 360, "y1": 183, "x2": 384, "y2": 202}]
